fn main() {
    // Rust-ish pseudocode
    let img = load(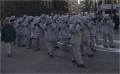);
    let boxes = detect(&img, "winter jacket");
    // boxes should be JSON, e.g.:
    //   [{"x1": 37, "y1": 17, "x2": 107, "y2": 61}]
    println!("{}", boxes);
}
[{"x1": 1, "y1": 24, "x2": 16, "y2": 42}]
